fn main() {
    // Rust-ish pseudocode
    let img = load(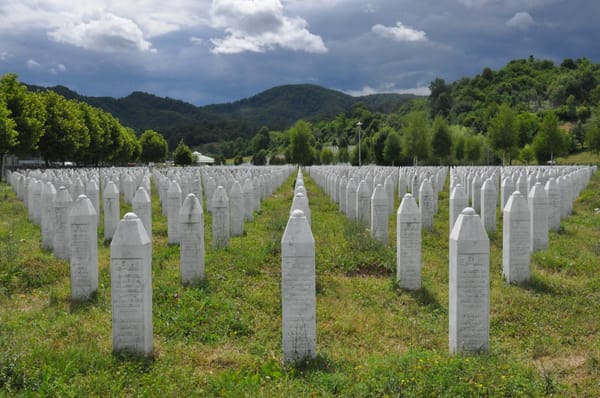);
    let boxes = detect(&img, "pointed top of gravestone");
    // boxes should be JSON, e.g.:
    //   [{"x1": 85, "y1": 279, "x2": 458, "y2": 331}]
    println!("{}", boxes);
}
[
  {"x1": 112, "y1": 212, "x2": 151, "y2": 247},
  {"x1": 213, "y1": 185, "x2": 229, "y2": 205},
  {"x1": 504, "y1": 190, "x2": 529, "y2": 215},
  {"x1": 398, "y1": 192, "x2": 420, "y2": 215},
  {"x1": 168, "y1": 180, "x2": 182, "y2": 194},
  {"x1": 450, "y1": 184, "x2": 466, "y2": 199},
  {"x1": 104, "y1": 180, "x2": 119, "y2": 195},
  {"x1": 291, "y1": 209, "x2": 305, "y2": 218},
  {"x1": 179, "y1": 193, "x2": 202, "y2": 222},
  {"x1": 55, "y1": 186, "x2": 73, "y2": 203},
  {"x1": 70, "y1": 194, "x2": 97, "y2": 217},
  {"x1": 450, "y1": 207, "x2": 488, "y2": 242},
  {"x1": 132, "y1": 186, "x2": 150, "y2": 204},
  {"x1": 282, "y1": 209, "x2": 314, "y2": 247},
  {"x1": 230, "y1": 180, "x2": 243, "y2": 198}
]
